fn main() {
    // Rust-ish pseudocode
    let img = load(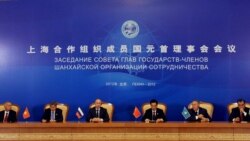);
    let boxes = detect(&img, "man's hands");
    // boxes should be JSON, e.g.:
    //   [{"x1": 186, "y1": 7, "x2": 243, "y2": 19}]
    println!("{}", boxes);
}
[
  {"x1": 42, "y1": 119, "x2": 56, "y2": 123},
  {"x1": 197, "y1": 114, "x2": 204, "y2": 119},
  {"x1": 145, "y1": 118, "x2": 164, "y2": 123},
  {"x1": 90, "y1": 118, "x2": 103, "y2": 123},
  {"x1": 145, "y1": 119, "x2": 150, "y2": 123},
  {"x1": 233, "y1": 117, "x2": 240, "y2": 122},
  {"x1": 197, "y1": 114, "x2": 209, "y2": 122},
  {"x1": 156, "y1": 118, "x2": 164, "y2": 123}
]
